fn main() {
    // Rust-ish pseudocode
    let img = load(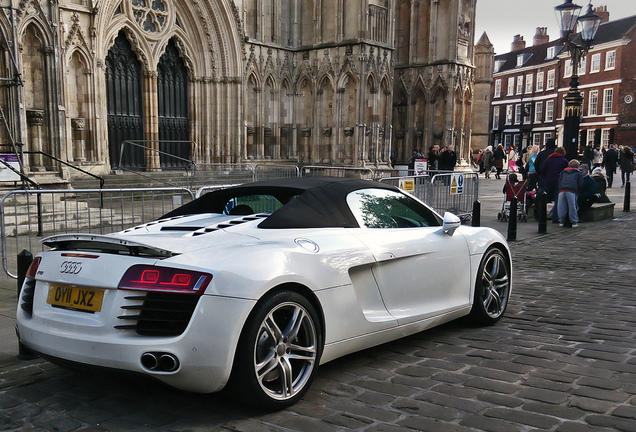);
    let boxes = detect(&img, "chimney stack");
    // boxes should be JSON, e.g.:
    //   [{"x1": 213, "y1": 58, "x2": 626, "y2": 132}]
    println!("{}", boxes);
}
[
  {"x1": 595, "y1": 5, "x2": 609, "y2": 24},
  {"x1": 511, "y1": 35, "x2": 526, "y2": 52},
  {"x1": 533, "y1": 27, "x2": 550, "y2": 46}
]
